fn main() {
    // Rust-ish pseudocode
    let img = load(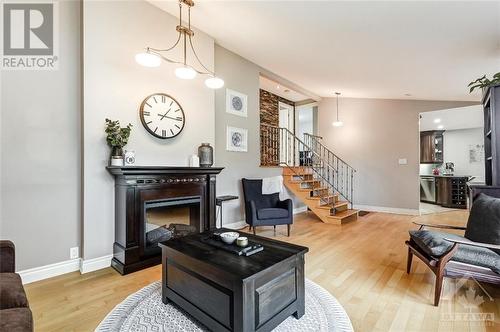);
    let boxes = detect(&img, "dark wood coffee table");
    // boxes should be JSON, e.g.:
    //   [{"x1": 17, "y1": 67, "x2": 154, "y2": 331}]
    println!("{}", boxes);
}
[{"x1": 159, "y1": 228, "x2": 308, "y2": 332}]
